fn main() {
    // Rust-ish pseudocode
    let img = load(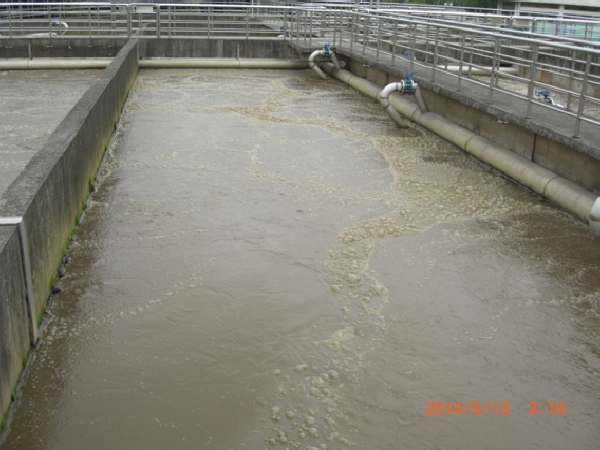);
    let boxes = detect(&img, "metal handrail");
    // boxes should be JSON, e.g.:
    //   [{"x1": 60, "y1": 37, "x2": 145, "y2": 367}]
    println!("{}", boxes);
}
[{"x1": 1, "y1": 3, "x2": 599, "y2": 138}]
